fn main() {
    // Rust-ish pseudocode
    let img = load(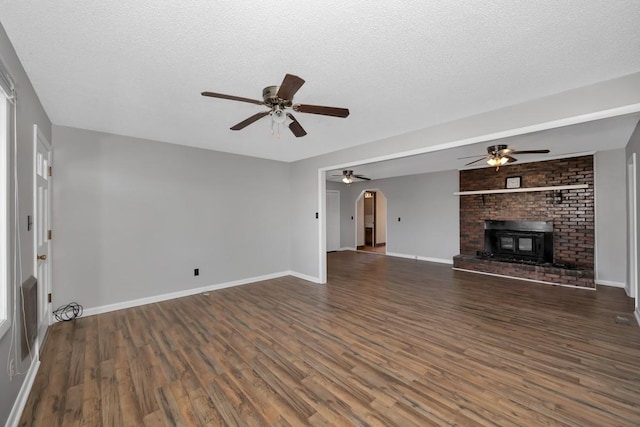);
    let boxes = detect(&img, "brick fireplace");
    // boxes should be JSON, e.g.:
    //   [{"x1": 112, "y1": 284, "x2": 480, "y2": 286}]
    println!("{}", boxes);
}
[{"x1": 452, "y1": 155, "x2": 595, "y2": 288}]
